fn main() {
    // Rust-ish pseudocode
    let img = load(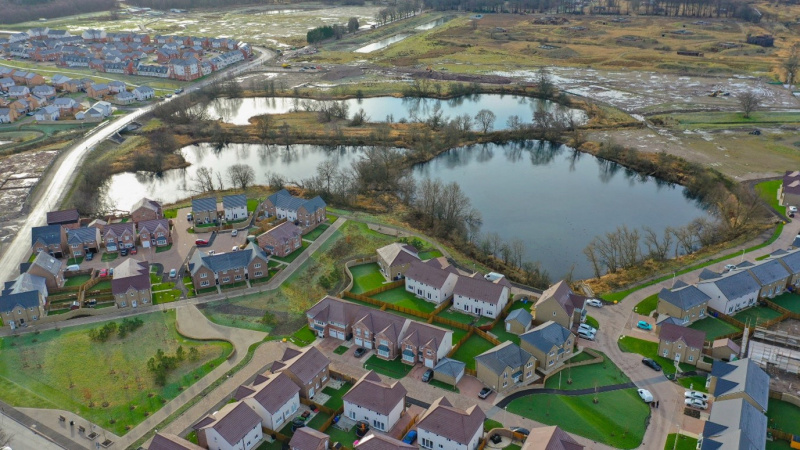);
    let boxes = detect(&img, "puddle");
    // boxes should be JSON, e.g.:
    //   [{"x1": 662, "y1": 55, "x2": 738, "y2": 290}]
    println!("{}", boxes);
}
[{"x1": 354, "y1": 34, "x2": 410, "y2": 53}]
